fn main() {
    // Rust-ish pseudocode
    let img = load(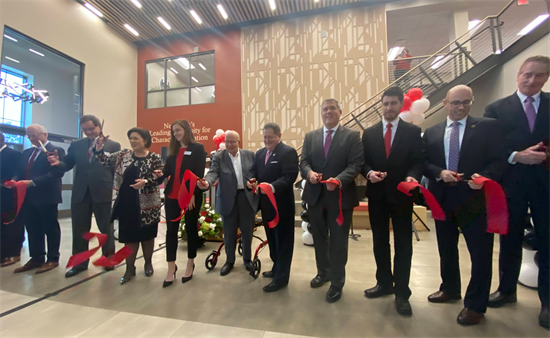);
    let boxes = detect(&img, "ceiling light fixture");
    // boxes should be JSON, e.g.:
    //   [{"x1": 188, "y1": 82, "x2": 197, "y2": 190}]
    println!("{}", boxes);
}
[
  {"x1": 192, "y1": 77, "x2": 198, "y2": 82},
  {"x1": 387, "y1": 46, "x2": 404, "y2": 61},
  {"x1": 131, "y1": 0, "x2": 142, "y2": 8},
  {"x1": 84, "y1": 3, "x2": 103, "y2": 17},
  {"x1": 217, "y1": 4, "x2": 228, "y2": 19},
  {"x1": 3, "y1": 35, "x2": 17, "y2": 42},
  {"x1": 29, "y1": 49, "x2": 45, "y2": 57},
  {"x1": 195, "y1": 87, "x2": 202, "y2": 91},
  {"x1": 124, "y1": 24, "x2": 139, "y2": 36},
  {"x1": 518, "y1": 14, "x2": 549, "y2": 35},
  {"x1": 190, "y1": 10, "x2": 203, "y2": 24},
  {"x1": 158, "y1": 17, "x2": 171, "y2": 30},
  {"x1": 212, "y1": 93, "x2": 215, "y2": 97},
  {"x1": 199, "y1": 63, "x2": 206, "y2": 70},
  {"x1": 268, "y1": 0, "x2": 276, "y2": 10},
  {"x1": 430, "y1": 55, "x2": 447, "y2": 69},
  {"x1": 5, "y1": 56, "x2": 20, "y2": 63},
  {"x1": 176, "y1": 58, "x2": 190, "y2": 69},
  {"x1": 170, "y1": 67, "x2": 178, "y2": 74}
]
